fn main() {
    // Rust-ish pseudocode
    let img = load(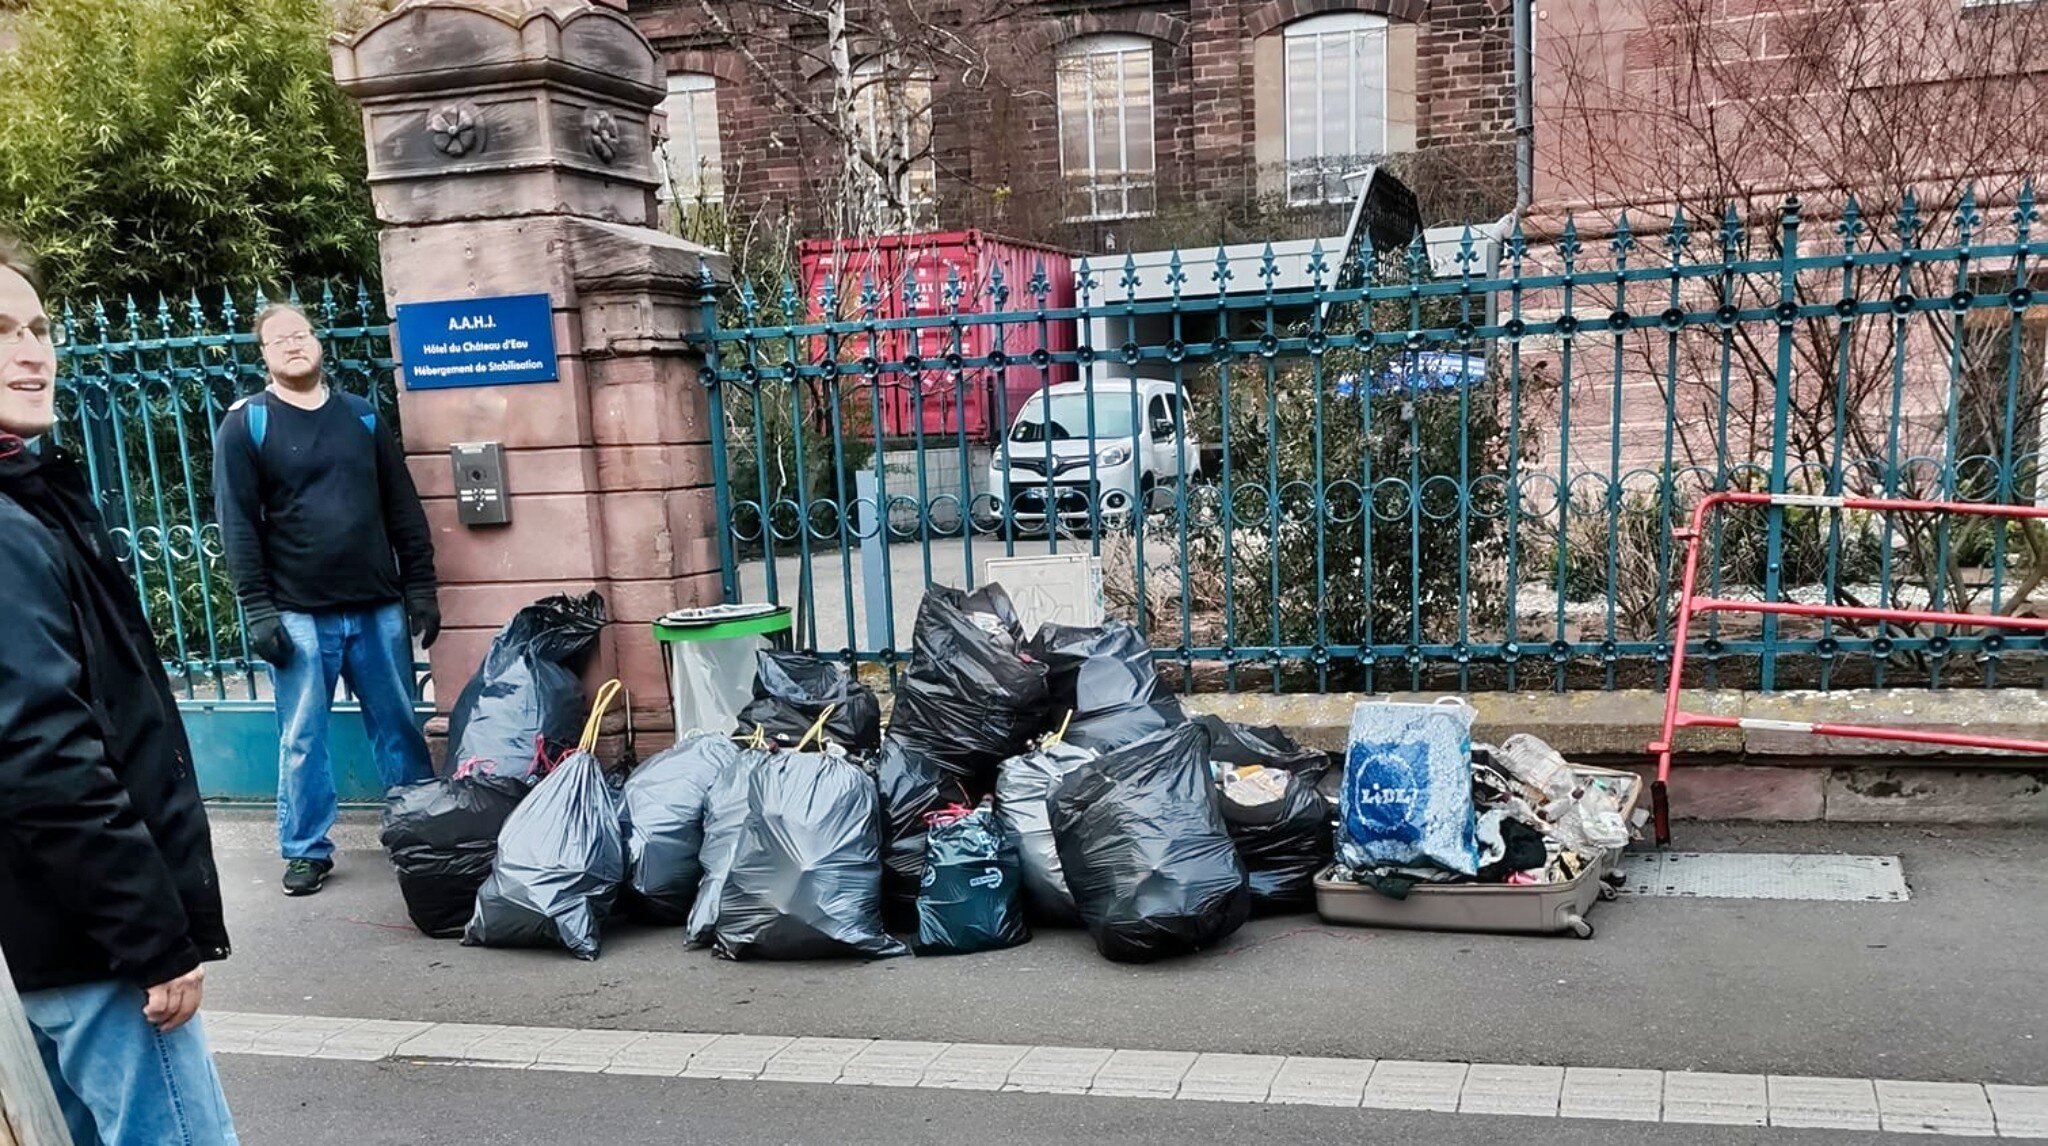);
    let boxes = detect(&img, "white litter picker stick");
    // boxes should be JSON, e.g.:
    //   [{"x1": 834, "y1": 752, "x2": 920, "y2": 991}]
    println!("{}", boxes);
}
[{"x1": 0, "y1": 947, "x2": 72, "y2": 1146}]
